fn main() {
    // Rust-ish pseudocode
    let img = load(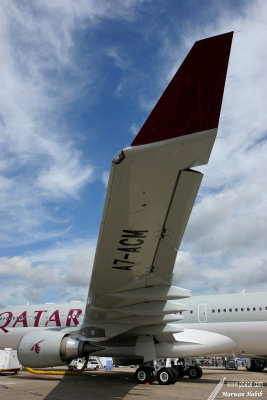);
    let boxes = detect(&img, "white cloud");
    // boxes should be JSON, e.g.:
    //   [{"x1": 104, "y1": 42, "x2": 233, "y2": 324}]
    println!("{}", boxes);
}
[
  {"x1": 0, "y1": 2, "x2": 95, "y2": 246},
  {"x1": 0, "y1": 0, "x2": 151, "y2": 247},
  {"x1": 37, "y1": 156, "x2": 94, "y2": 199},
  {"x1": 0, "y1": 239, "x2": 96, "y2": 305},
  {"x1": 101, "y1": 171, "x2": 110, "y2": 187},
  {"x1": 105, "y1": 48, "x2": 129, "y2": 71},
  {"x1": 130, "y1": 123, "x2": 141, "y2": 137},
  {"x1": 64, "y1": 245, "x2": 96, "y2": 287}
]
